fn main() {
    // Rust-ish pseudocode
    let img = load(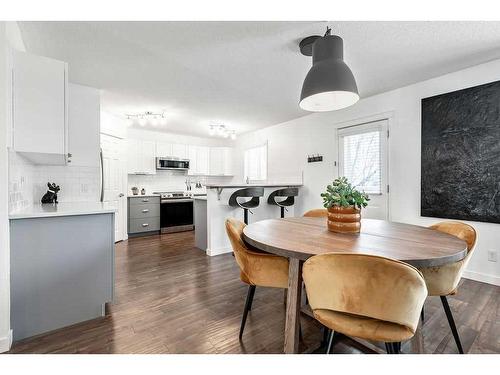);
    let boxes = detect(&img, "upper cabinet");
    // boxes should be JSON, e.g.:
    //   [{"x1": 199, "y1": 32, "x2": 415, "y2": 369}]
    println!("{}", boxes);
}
[
  {"x1": 68, "y1": 83, "x2": 100, "y2": 167},
  {"x1": 127, "y1": 139, "x2": 156, "y2": 175},
  {"x1": 171, "y1": 144, "x2": 188, "y2": 159},
  {"x1": 188, "y1": 145, "x2": 209, "y2": 175},
  {"x1": 209, "y1": 147, "x2": 233, "y2": 176},
  {"x1": 12, "y1": 50, "x2": 69, "y2": 165},
  {"x1": 156, "y1": 142, "x2": 172, "y2": 158}
]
